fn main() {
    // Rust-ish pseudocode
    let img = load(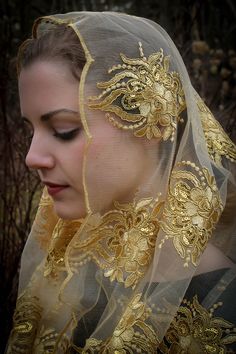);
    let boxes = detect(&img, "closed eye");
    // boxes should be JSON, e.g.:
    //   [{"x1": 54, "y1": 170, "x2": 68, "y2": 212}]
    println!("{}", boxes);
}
[{"x1": 53, "y1": 128, "x2": 81, "y2": 141}]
